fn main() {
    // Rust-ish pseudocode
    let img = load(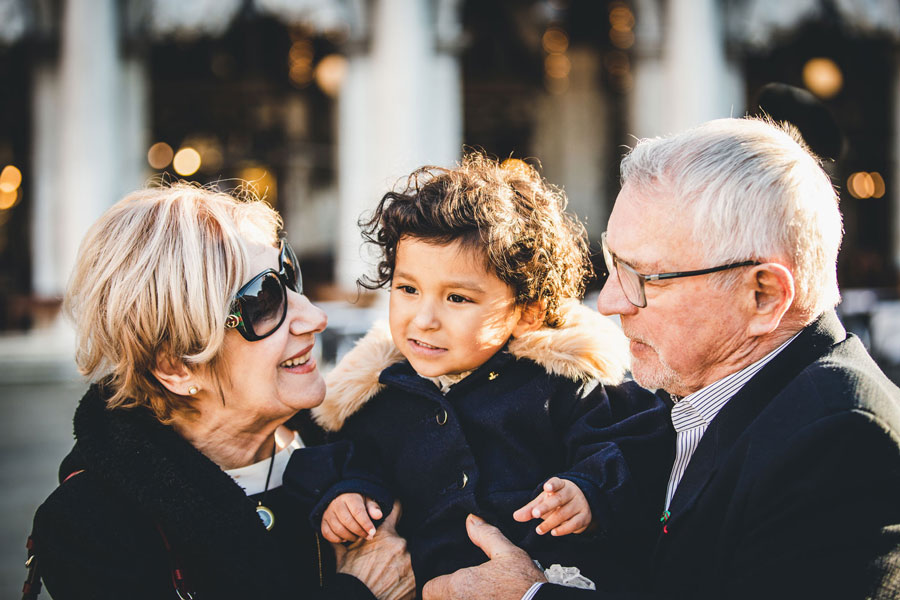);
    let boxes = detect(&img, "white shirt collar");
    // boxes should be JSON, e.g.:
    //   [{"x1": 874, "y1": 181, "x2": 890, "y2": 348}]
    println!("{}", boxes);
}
[
  {"x1": 671, "y1": 332, "x2": 800, "y2": 432},
  {"x1": 224, "y1": 429, "x2": 305, "y2": 496}
]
